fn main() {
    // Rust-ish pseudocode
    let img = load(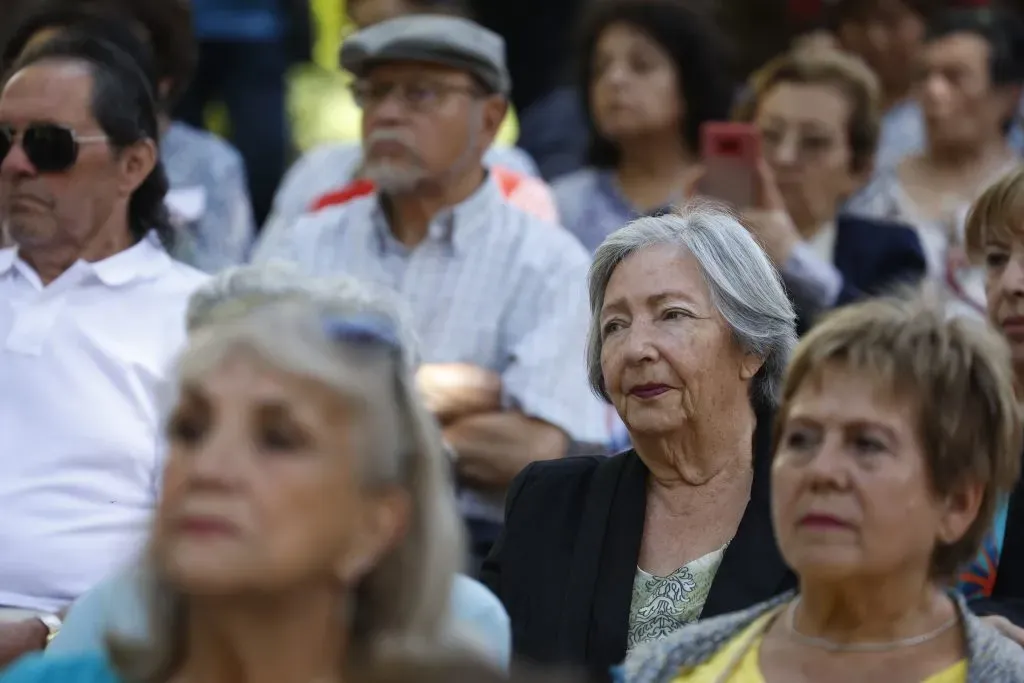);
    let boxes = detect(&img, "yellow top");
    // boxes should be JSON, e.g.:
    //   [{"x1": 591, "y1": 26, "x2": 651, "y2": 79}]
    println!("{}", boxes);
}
[{"x1": 672, "y1": 612, "x2": 968, "y2": 683}]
